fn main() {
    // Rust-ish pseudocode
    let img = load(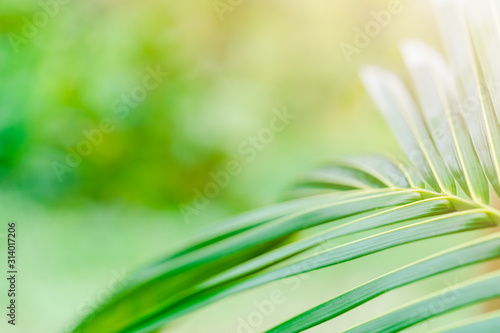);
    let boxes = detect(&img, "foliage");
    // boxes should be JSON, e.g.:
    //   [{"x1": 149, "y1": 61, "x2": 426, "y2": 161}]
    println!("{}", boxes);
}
[{"x1": 74, "y1": 1, "x2": 500, "y2": 332}]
